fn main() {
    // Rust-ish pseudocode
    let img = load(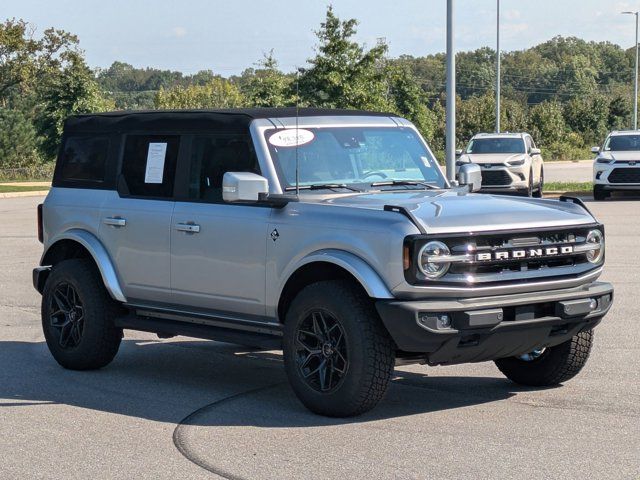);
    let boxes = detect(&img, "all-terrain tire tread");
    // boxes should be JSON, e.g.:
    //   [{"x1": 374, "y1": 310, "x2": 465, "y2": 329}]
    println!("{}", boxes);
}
[
  {"x1": 495, "y1": 330, "x2": 593, "y2": 386},
  {"x1": 42, "y1": 259, "x2": 123, "y2": 370},
  {"x1": 283, "y1": 280, "x2": 395, "y2": 417}
]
